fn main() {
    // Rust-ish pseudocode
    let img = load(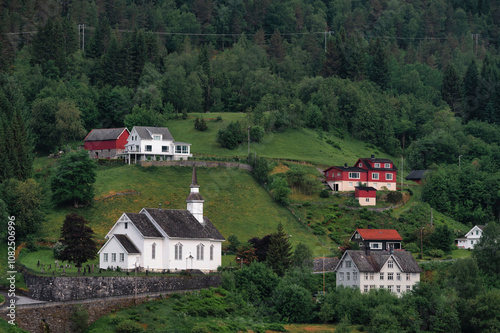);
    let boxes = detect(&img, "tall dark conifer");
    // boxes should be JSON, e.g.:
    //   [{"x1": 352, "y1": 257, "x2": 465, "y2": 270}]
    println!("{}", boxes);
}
[
  {"x1": 266, "y1": 222, "x2": 293, "y2": 277},
  {"x1": 441, "y1": 64, "x2": 462, "y2": 114},
  {"x1": 369, "y1": 38, "x2": 389, "y2": 89},
  {"x1": 463, "y1": 60, "x2": 479, "y2": 121}
]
